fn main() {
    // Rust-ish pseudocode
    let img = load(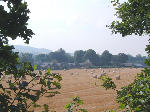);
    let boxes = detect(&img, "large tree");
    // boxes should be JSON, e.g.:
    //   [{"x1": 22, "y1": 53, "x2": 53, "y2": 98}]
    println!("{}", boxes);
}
[
  {"x1": 0, "y1": 0, "x2": 34, "y2": 75},
  {"x1": 104, "y1": 0, "x2": 150, "y2": 111},
  {"x1": 111, "y1": 53, "x2": 128, "y2": 66},
  {"x1": 84, "y1": 49, "x2": 100, "y2": 66},
  {"x1": 50, "y1": 48, "x2": 69, "y2": 63},
  {"x1": 100, "y1": 50, "x2": 112, "y2": 66},
  {"x1": 117, "y1": 53, "x2": 128, "y2": 63},
  {"x1": 109, "y1": 0, "x2": 150, "y2": 37},
  {"x1": 74, "y1": 50, "x2": 85, "y2": 63},
  {"x1": 0, "y1": 1, "x2": 62, "y2": 112},
  {"x1": 20, "y1": 53, "x2": 34, "y2": 64}
]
